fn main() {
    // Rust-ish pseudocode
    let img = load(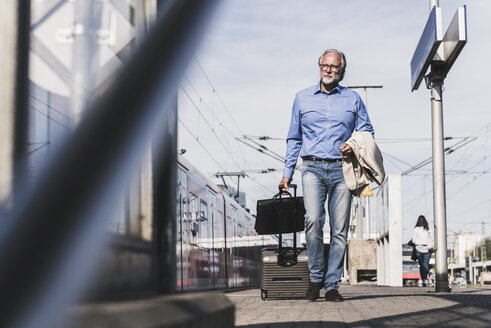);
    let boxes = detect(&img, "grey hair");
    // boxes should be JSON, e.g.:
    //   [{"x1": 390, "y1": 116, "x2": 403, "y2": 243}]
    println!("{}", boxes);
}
[{"x1": 318, "y1": 49, "x2": 347, "y2": 80}]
